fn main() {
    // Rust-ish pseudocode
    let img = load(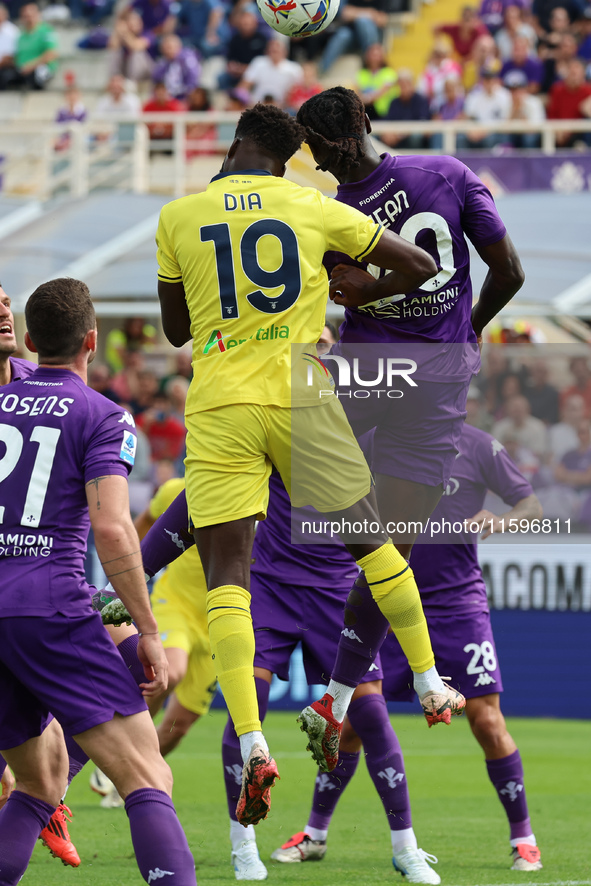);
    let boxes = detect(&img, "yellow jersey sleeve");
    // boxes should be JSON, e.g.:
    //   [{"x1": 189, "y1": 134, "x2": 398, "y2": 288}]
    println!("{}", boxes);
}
[
  {"x1": 319, "y1": 194, "x2": 385, "y2": 261},
  {"x1": 148, "y1": 477, "x2": 186, "y2": 521},
  {"x1": 156, "y1": 212, "x2": 183, "y2": 282}
]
